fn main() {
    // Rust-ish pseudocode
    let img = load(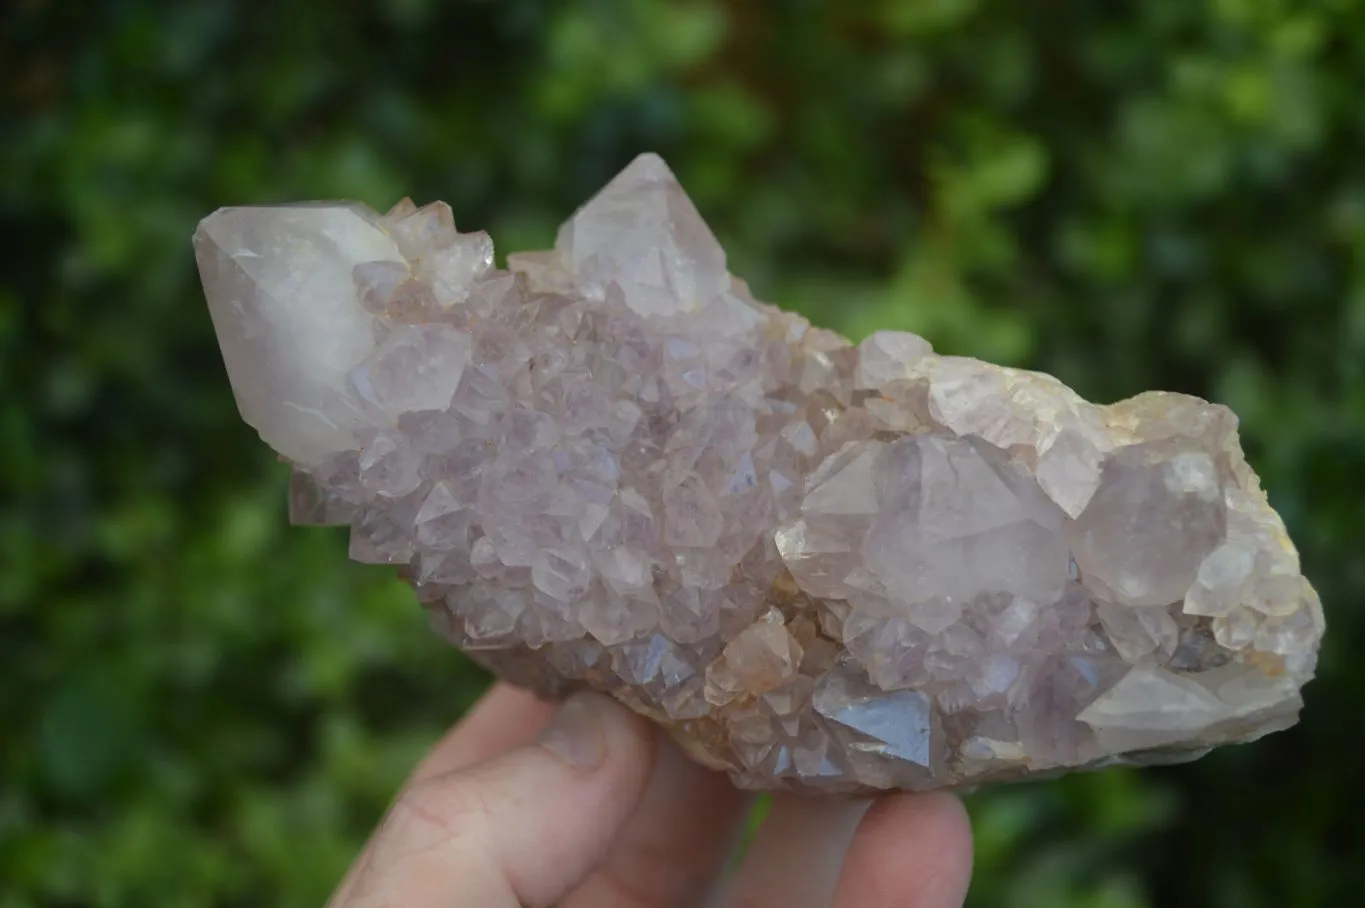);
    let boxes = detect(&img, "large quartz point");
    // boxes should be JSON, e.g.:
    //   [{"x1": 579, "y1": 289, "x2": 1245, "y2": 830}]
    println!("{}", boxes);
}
[{"x1": 193, "y1": 155, "x2": 1324, "y2": 793}]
